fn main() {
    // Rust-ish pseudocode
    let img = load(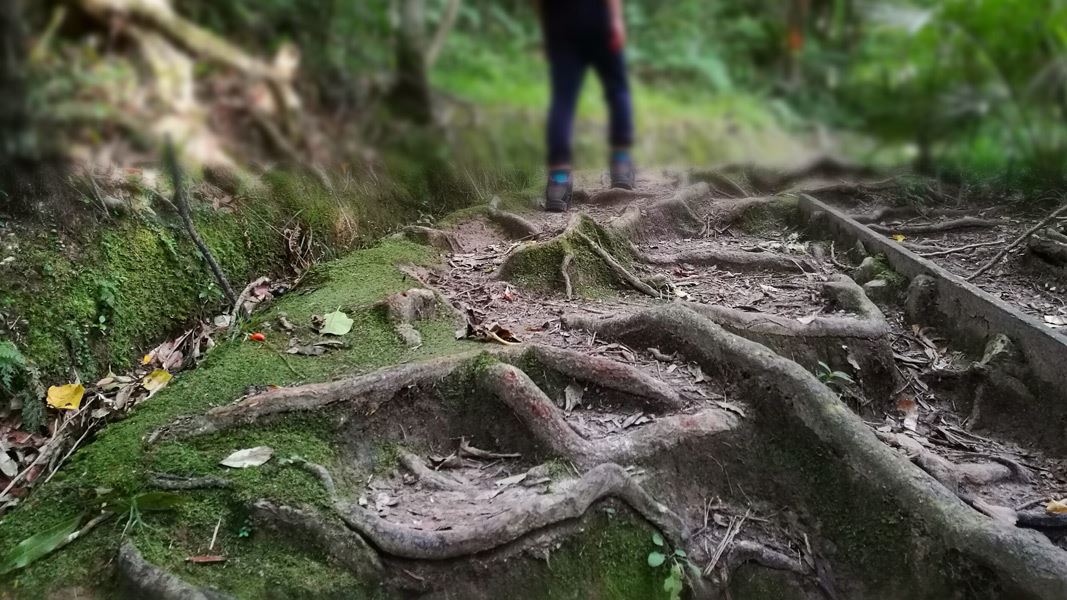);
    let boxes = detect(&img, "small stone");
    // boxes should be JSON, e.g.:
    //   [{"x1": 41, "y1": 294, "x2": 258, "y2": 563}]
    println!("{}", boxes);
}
[
  {"x1": 853, "y1": 257, "x2": 880, "y2": 285},
  {"x1": 863, "y1": 279, "x2": 895, "y2": 305}
]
